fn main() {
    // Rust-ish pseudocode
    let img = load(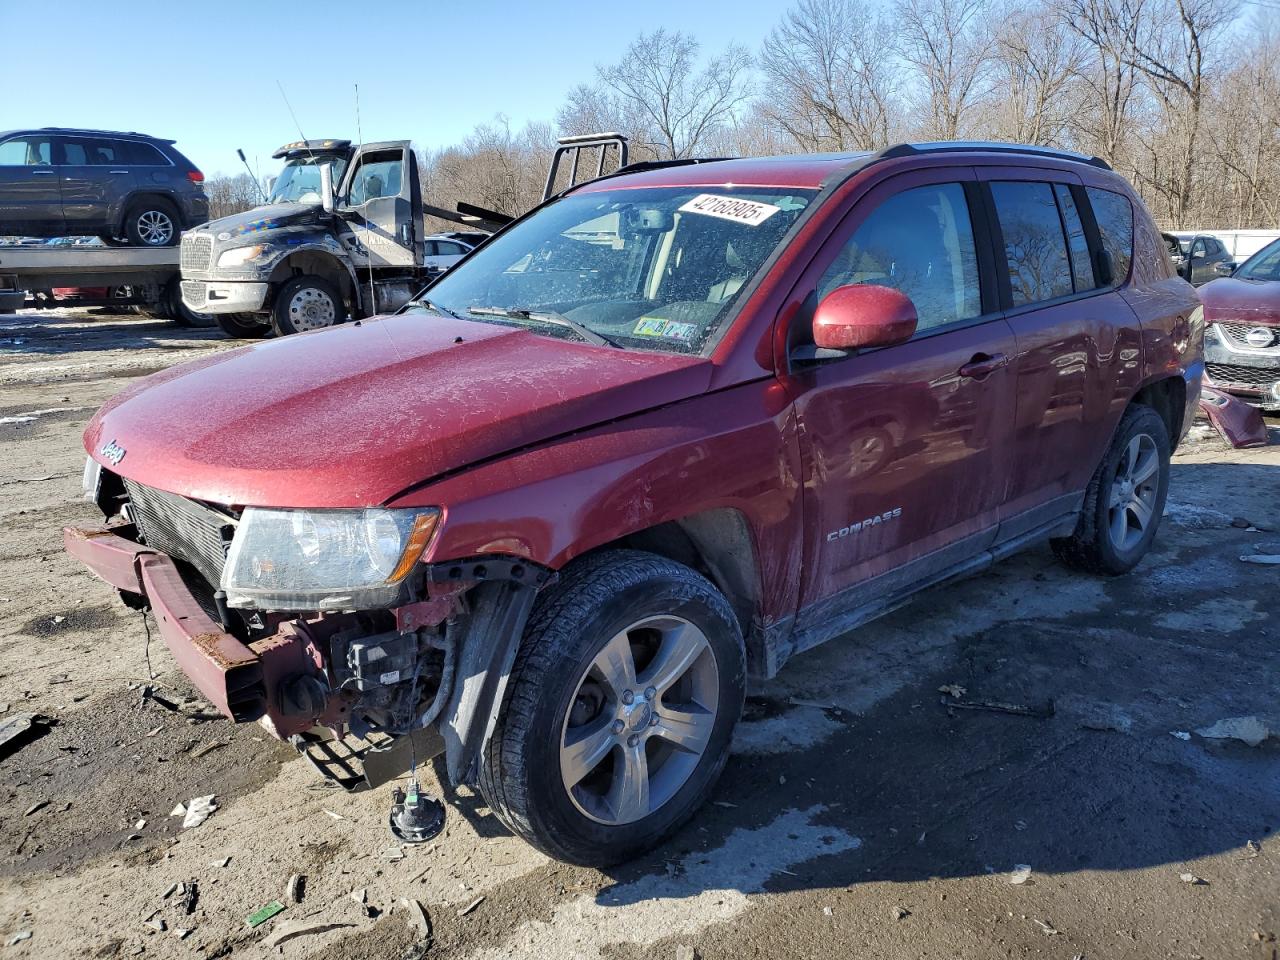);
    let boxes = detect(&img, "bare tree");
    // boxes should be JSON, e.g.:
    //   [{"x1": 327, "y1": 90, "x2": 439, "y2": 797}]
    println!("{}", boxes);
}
[
  {"x1": 597, "y1": 29, "x2": 753, "y2": 159},
  {"x1": 895, "y1": 0, "x2": 998, "y2": 140},
  {"x1": 204, "y1": 173, "x2": 264, "y2": 220},
  {"x1": 759, "y1": 0, "x2": 903, "y2": 150},
  {"x1": 988, "y1": 5, "x2": 1090, "y2": 145}
]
